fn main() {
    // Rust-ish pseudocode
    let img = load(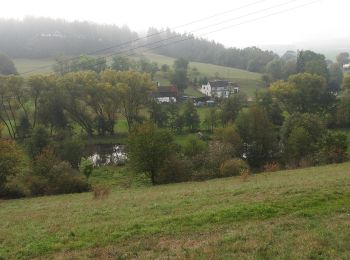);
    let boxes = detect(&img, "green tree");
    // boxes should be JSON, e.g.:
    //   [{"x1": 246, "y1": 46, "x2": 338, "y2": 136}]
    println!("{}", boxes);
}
[
  {"x1": 235, "y1": 106, "x2": 277, "y2": 168},
  {"x1": 315, "y1": 131, "x2": 348, "y2": 164},
  {"x1": 296, "y1": 50, "x2": 329, "y2": 80},
  {"x1": 266, "y1": 58, "x2": 284, "y2": 81},
  {"x1": 0, "y1": 75, "x2": 28, "y2": 139},
  {"x1": 56, "y1": 138, "x2": 84, "y2": 169},
  {"x1": 220, "y1": 92, "x2": 247, "y2": 125},
  {"x1": 57, "y1": 71, "x2": 98, "y2": 136},
  {"x1": 171, "y1": 58, "x2": 189, "y2": 92},
  {"x1": 285, "y1": 127, "x2": 313, "y2": 166},
  {"x1": 0, "y1": 53, "x2": 17, "y2": 75},
  {"x1": 0, "y1": 139, "x2": 23, "y2": 191},
  {"x1": 27, "y1": 126, "x2": 50, "y2": 159},
  {"x1": 342, "y1": 75, "x2": 350, "y2": 90},
  {"x1": 128, "y1": 124, "x2": 176, "y2": 184},
  {"x1": 111, "y1": 56, "x2": 132, "y2": 71},
  {"x1": 108, "y1": 70, "x2": 155, "y2": 131},
  {"x1": 328, "y1": 63, "x2": 343, "y2": 92},
  {"x1": 203, "y1": 108, "x2": 219, "y2": 132},
  {"x1": 149, "y1": 101, "x2": 168, "y2": 128},
  {"x1": 182, "y1": 135, "x2": 208, "y2": 158},
  {"x1": 281, "y1": 113, "x2": 326, "y2": 165},
  {"x1": 213, "y1": 127, "x2": 243, "y2": 157},
  {"x1": 182, "y1": 101, "x2": 200, "y2": 132},
  {"x1": 336, "y1": 52, "x2": 349, "y2": 67},
  {"x1": 270, "y1": 73, "x2": 334, "y2": 114},
  {"x1": 261, "y1": 74, "x2": 271, "y2": 87}
]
